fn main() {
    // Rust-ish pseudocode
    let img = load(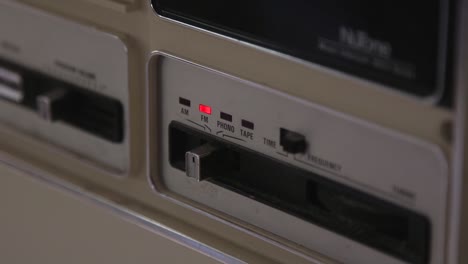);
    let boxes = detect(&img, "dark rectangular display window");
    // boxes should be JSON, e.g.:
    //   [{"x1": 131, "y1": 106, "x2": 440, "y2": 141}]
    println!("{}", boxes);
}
[{"x1": 153, "y1": 0, "x2": 452, "y2": 103}]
